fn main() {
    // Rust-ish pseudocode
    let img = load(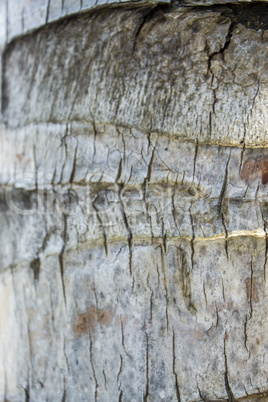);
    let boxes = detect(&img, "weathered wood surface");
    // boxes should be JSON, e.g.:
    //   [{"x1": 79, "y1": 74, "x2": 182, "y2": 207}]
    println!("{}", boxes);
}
[
  {"x1": 0, "y1": 0, "x2": 171, "y2": 46},
  {"x1": 1, "y1": 1, "x2": 268, "y2": 401}
]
